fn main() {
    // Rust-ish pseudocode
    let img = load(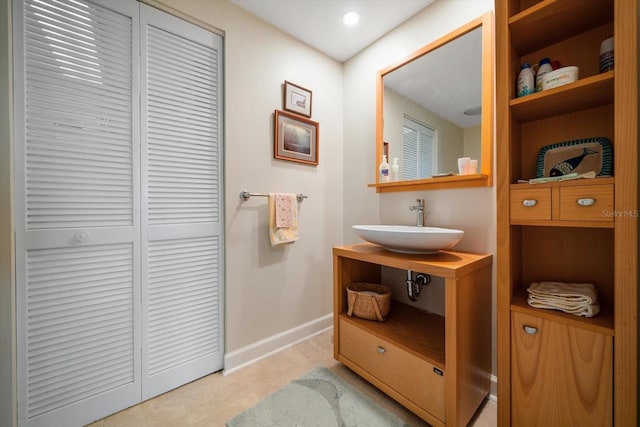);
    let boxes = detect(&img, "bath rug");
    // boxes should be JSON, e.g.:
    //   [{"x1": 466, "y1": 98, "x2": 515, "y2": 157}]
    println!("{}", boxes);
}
[{"x1": 226, "y1": 367, "x2": 409, "y2": 427}]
